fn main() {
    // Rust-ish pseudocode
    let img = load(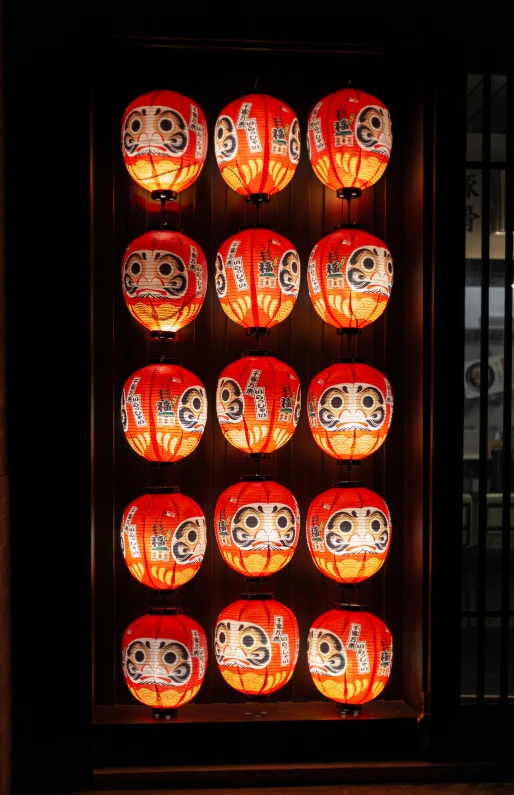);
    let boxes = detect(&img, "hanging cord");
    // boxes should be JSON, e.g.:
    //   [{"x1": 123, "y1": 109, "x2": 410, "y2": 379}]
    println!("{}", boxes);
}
[
  {"x1": 160, "y1": 195, "x2": 166, "y2": 226},
  {"x1": 347, "y1": 196, "x2": 351, "y2": 224},
  {"x1": 255, "y1": 457, "x2": 260, "y2": 476},
  {"x1": 256, "y1": 201, "x2": 261, "y2": 225}
]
